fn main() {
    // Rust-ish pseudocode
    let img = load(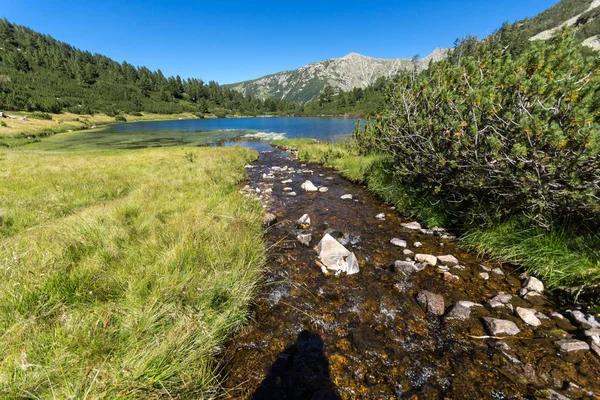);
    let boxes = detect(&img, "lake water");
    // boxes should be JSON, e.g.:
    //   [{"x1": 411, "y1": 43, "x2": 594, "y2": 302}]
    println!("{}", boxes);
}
[{"x1": 48, "y1": 117, "x2": 360, "y2": 151}]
